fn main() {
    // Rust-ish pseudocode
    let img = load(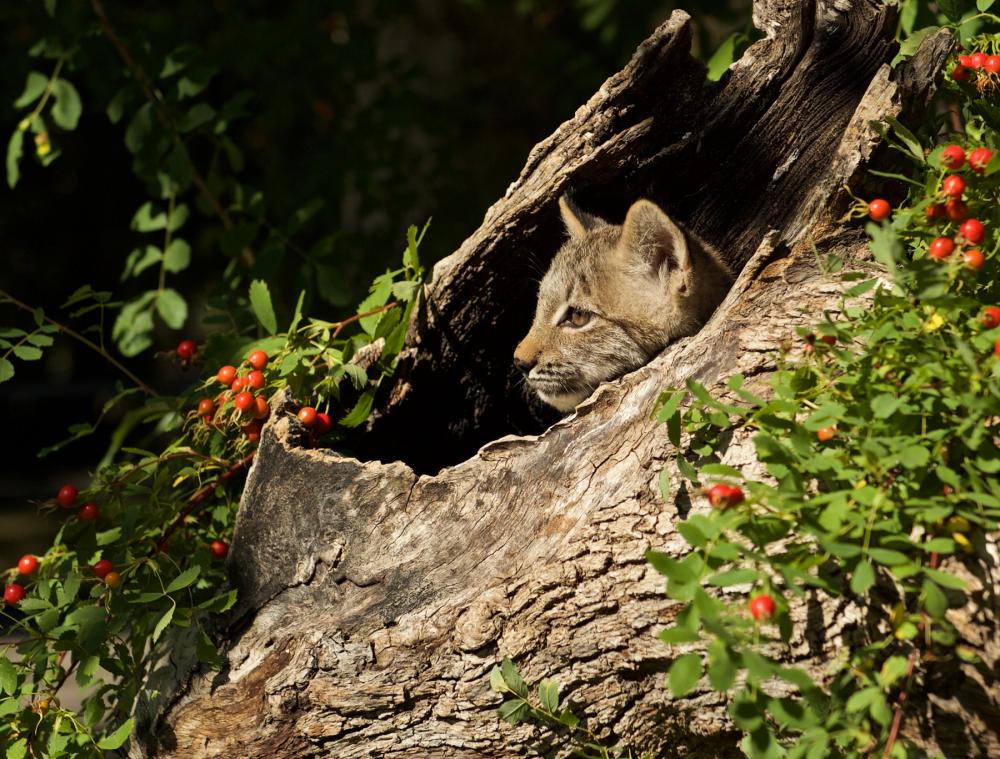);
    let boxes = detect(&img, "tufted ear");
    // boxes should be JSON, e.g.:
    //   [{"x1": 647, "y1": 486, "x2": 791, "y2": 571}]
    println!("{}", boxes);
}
[
  {"x1": 616, "y1": 199, "x2": 690, "y2": 278},
  {"x1": 558, "y1": 194, "x2": 604, "y2": 239}
]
